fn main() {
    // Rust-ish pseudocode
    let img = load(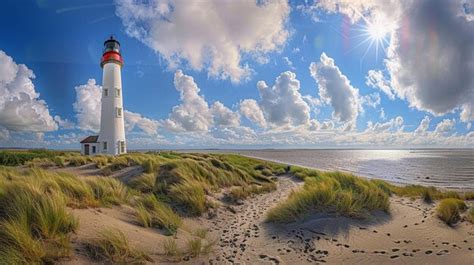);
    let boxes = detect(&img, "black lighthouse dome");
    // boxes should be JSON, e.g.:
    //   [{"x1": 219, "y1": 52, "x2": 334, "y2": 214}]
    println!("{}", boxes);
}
[{"x1": 103, "y1": 35, "x2": 120, "y2": 54}]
